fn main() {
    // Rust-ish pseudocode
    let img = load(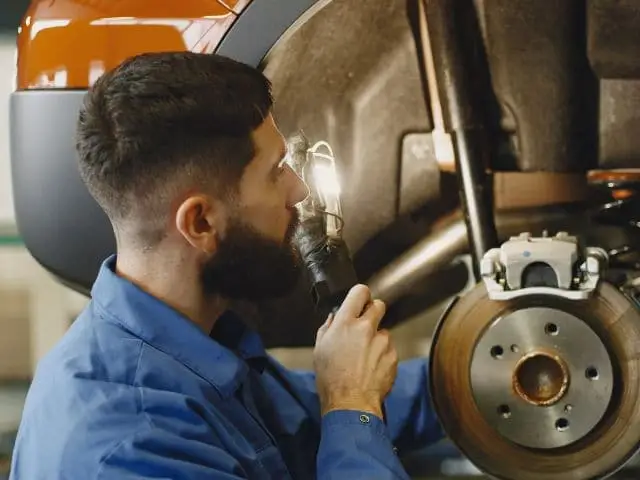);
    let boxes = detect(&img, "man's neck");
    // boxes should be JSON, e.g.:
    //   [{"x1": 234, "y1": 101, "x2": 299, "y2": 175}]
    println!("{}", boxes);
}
[{"x1": 115, "y1": 250, "x2": 227, "y2": 334}]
